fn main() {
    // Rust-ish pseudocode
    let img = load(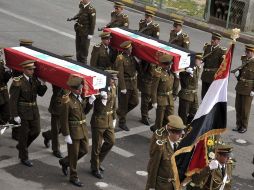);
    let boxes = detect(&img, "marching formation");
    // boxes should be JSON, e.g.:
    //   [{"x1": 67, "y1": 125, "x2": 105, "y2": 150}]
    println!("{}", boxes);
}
[{"x1": 0, "y1": 0, "x2": 254, "y2": 189}]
